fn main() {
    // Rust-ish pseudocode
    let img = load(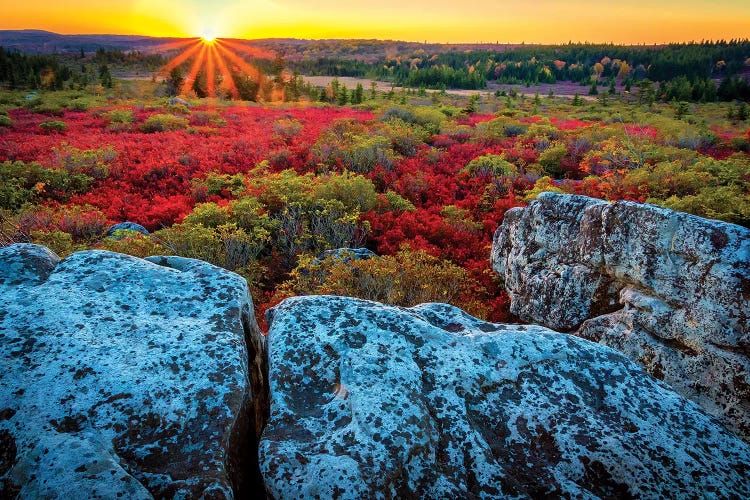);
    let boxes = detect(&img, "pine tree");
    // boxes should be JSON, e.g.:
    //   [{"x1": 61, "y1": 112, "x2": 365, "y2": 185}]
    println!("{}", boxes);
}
[
  {"x1": 588, "y1": 79, "x2": 598, "y2": 95},
  {"x1": 352, "y1": 83, "x2": 364, "y2": 104},
  {"x1": 167, "y1": 67, "x2": 183, "y2": 96},
  {"x1": 336, "y1": 84, "x2": 348, "y2": 105},
  {"x1": 98, "y1": 64, "x2": 113, "y2": 88}
]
